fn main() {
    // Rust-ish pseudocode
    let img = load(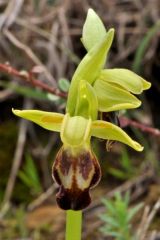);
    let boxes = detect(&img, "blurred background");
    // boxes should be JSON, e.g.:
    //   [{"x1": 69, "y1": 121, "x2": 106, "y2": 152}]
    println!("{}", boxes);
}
[{"x1": 0, "y1": 0, "x2": 160, "y2": 239}]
